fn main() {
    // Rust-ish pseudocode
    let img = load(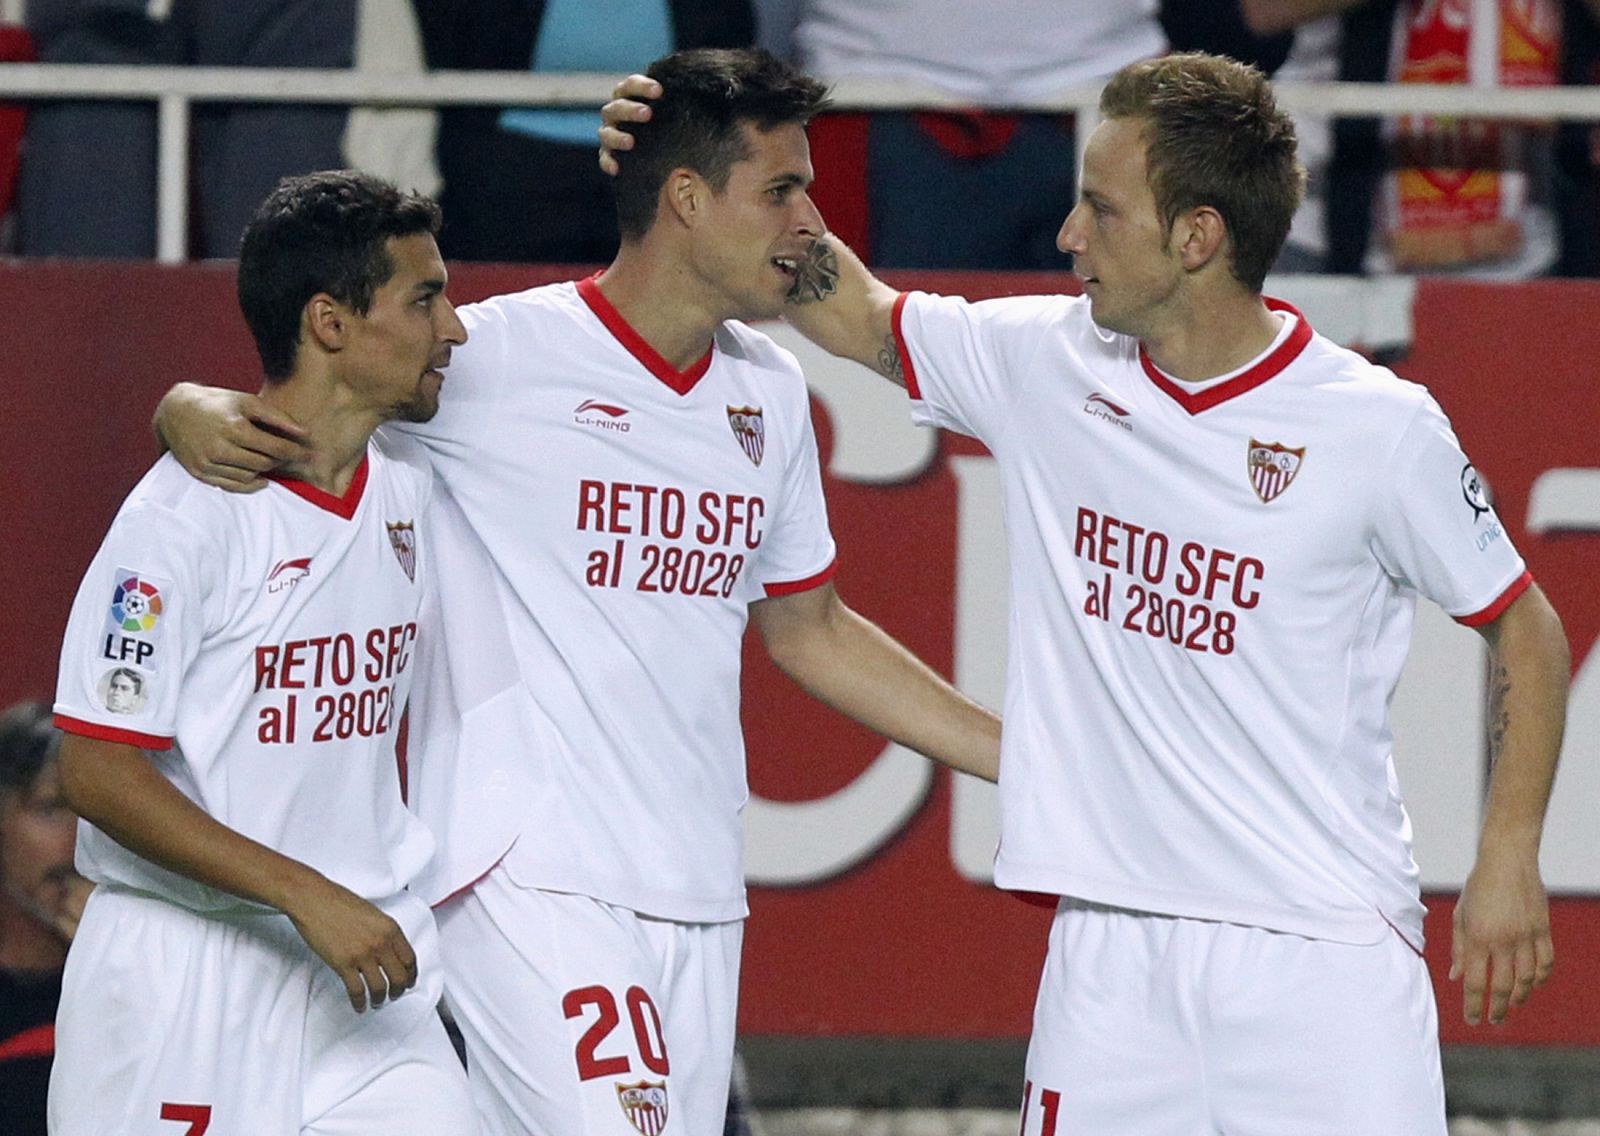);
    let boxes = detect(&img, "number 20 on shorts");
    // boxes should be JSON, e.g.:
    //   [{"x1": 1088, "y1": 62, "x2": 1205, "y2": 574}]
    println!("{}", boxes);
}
[{"x1": 563, "y1": 984, "x2": 670, "y2": 1080}]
